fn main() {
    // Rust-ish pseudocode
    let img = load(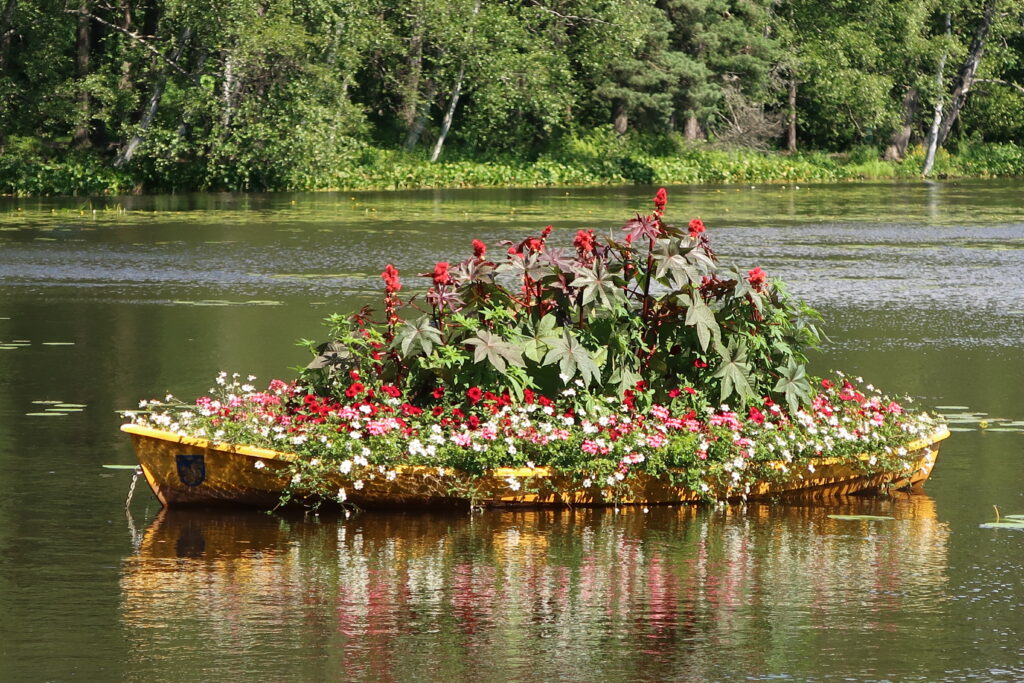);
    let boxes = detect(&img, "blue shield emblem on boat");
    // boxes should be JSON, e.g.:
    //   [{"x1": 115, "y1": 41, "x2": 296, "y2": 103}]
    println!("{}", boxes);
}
[{"x1": 176, "y1": 454, "x2": 206, "y2": 487}]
